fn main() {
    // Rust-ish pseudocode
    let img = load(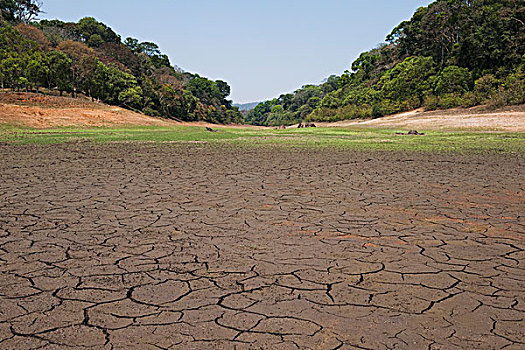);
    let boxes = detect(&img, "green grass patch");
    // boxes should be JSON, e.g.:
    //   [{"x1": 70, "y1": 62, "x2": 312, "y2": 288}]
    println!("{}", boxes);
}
[{"x1": 0, "y1": 124, "x2": 524, "y2": 153}]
